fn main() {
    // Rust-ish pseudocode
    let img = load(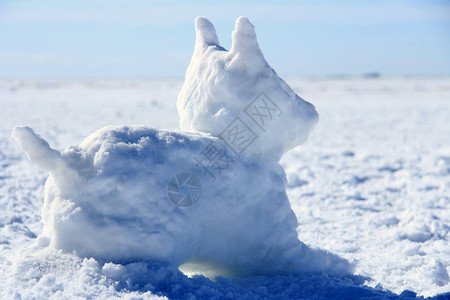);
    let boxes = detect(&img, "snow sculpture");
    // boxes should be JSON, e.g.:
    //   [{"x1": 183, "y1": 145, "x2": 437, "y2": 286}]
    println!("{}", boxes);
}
[{"x1": 12, "y1": 17, "x2": 353, "y2": 277}]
